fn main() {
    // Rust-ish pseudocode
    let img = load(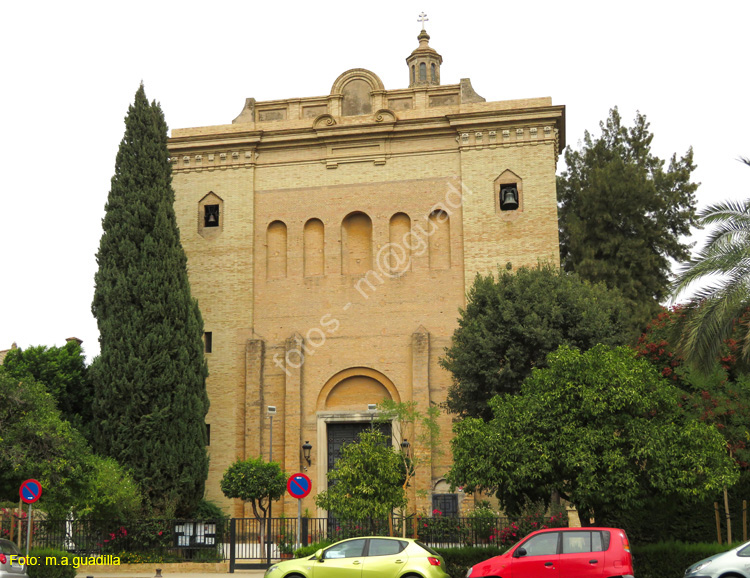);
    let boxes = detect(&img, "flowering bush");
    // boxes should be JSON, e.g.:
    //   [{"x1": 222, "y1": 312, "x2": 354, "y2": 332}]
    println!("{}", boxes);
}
[
  {"x1": 467, "y1": 505, "x2": 497, "y2": 542},
  {"x1": 489, "y1": 504, "x2": 568, "y2": 548},
  {"x1": 417, "y1": 509, "x2": 461, "y2": 543}
]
